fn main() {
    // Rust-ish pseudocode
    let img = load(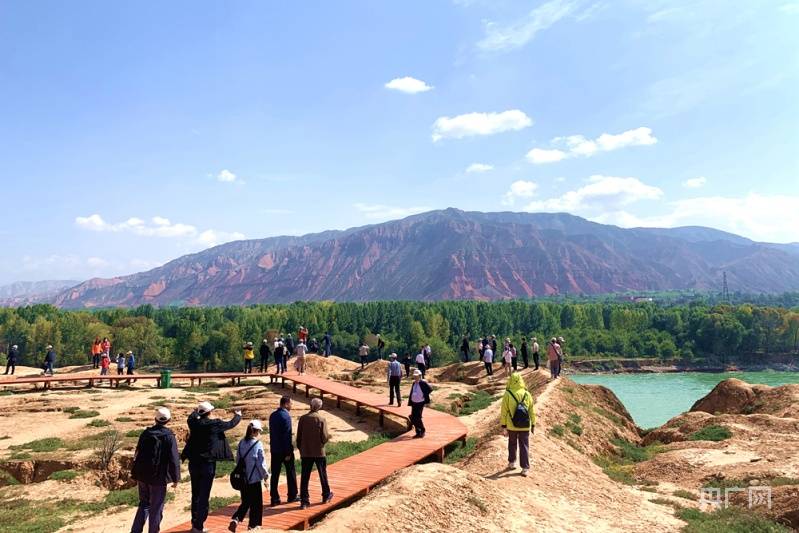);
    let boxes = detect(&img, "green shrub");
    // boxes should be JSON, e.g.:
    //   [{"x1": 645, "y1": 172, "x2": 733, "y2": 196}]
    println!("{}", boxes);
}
[
  {"x1": 677, "y1": 506, "x2": 790, "y2": 532},
  {"x1": 87, "y1": 419, "x2": 111, "y2": 428},
  {"x1": 9, "y1": 437, "x2": 64, "y2": 453},
  {"x1": 458, "y1": 391, "x2": 495, "y2": 416},
  {"x1": 115, "y1": 417, "x2": 134, "y2": 422},
  {"x1": 673, "y1": 489, "x2": 698, "y2": 501},
  {"x1": 688, "y1": 425, "x2": 732, "y2": 442},
  {"x1": 209, "y1": 496, "x2": 239, "y2": 512},
  {"x1": 214, "y1": 460, "x2": 236, "y2": 478},
  {"x1": 49, "y1": 470, "x2": 80, "y2": 481},
  {"x1": 593, "y1": 456, "x2": 636, "y2": 485},
  {"x1": 125, "y1": 429, "x2": 144, "y2": 438},
  {"x1": 550, "y1": 424, "x2": 565, "y2": 437},
  {"x1": 62, "y1": 406, "x2": 80, "y2": 414},
  {"x1": 0, "y1": 498, "x2": 67, "y2": 532},
  {"x1": 69, "y1": 410, "x2": 100, "y2": 419},
  {"x1": 444, "y1": 437, "x2": 477, "y2": 464},
  {"x1": 566, "y1": 413, "x2": 583, "y2": 435},
  {"x1": 611, "y1": 438, "x2": 663, "y2": 463},
  {"x1": 0, "y1": 470, "x2": 20, "y2": 486}
]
